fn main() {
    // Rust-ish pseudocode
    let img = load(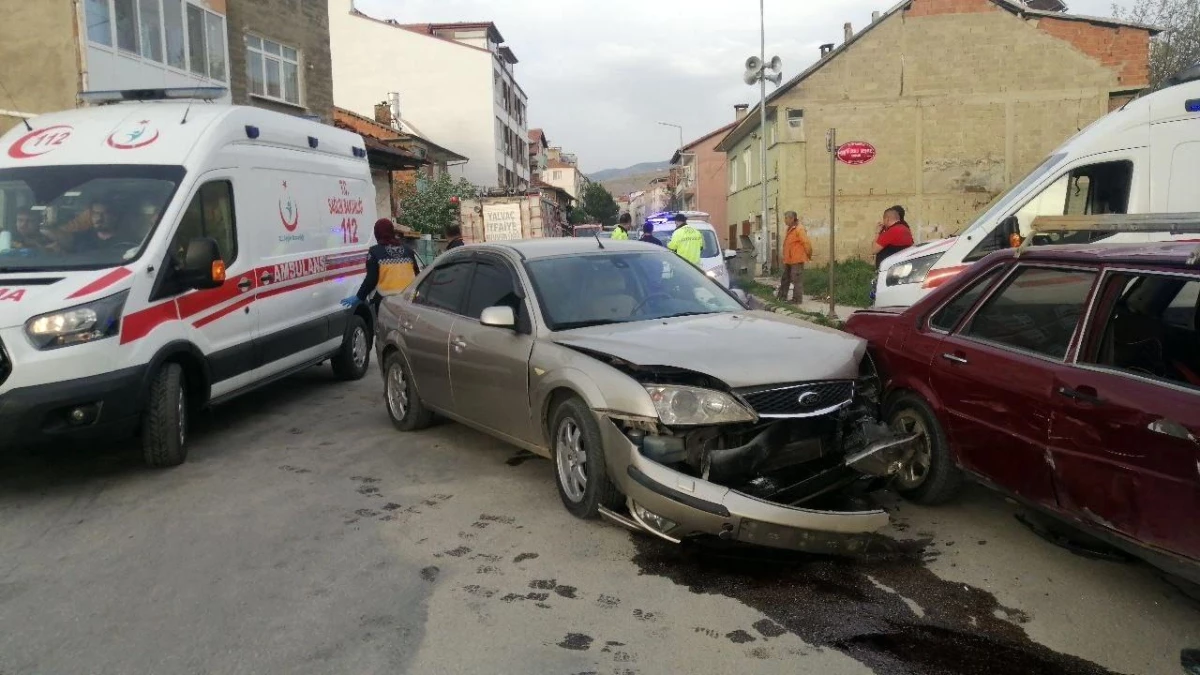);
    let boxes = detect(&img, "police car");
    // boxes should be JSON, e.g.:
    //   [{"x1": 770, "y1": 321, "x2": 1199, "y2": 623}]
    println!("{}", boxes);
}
[{"x1": 644, "y1": 211, "x2": 736, "y2": 287}]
